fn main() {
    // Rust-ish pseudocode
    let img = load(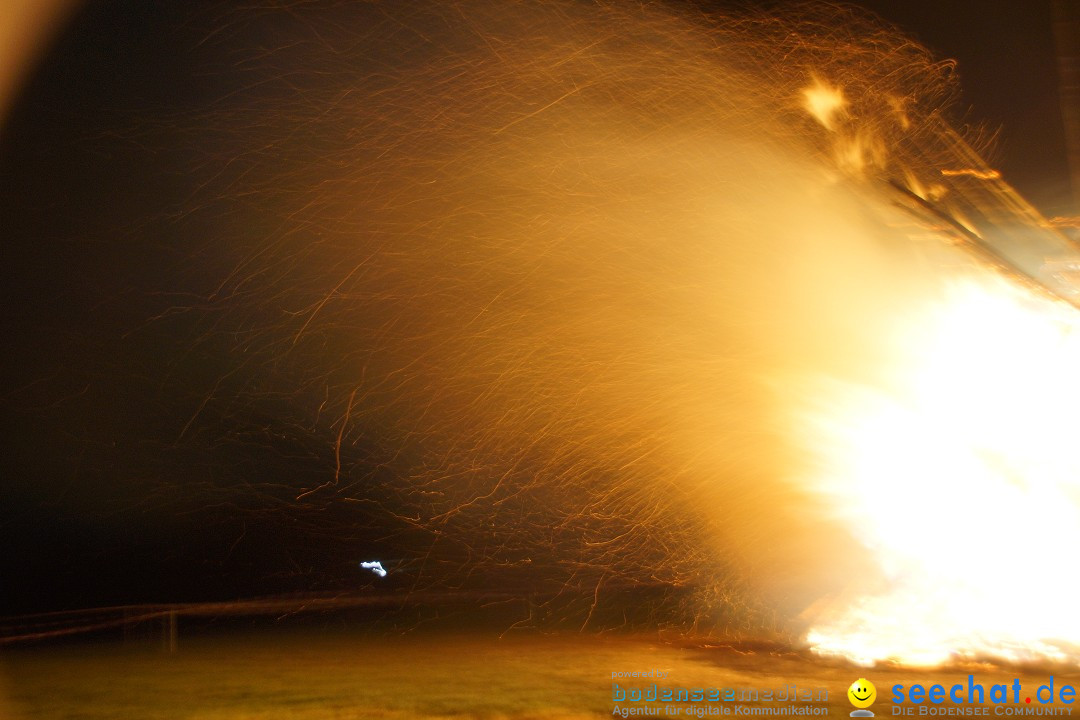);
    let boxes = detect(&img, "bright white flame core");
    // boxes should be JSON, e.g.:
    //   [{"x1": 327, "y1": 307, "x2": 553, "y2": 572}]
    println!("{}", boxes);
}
[{"x1": 801, "y1": 275, "x2": 1080, "y2": 666}]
